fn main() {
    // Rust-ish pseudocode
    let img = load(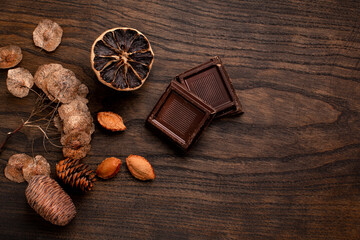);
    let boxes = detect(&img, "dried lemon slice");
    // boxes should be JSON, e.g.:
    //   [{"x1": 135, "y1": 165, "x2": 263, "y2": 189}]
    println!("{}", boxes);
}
[{"x1": 90, "y1": 27, "x2": 154, "y2": 91}]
